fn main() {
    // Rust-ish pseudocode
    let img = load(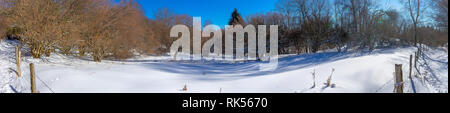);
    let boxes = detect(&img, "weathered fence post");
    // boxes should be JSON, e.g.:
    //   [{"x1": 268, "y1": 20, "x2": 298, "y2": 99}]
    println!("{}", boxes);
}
[
  {"x1": 414, "y1": 51, "x2": 418, "y2": 69},
  {"x1": 30, "y1": 63, "x2": 37, "y2": 93},
  {"x1": 311, "y1": 70, "x2": 316, "y2": 88},
  {"x1": 15, "y1": 46, "x2": 21, "y2": 77},
  {"x1": 409, "y1": 55, "x2": 413, "y2": 78},
  {"x1": 394, "y1": 64, "x2": 403, "y2": 93}
]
